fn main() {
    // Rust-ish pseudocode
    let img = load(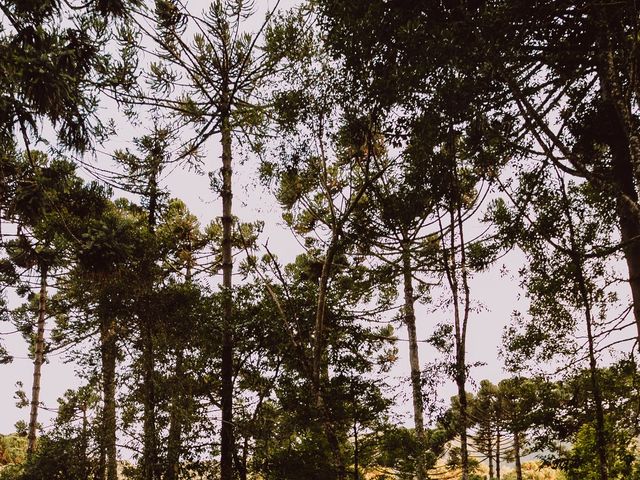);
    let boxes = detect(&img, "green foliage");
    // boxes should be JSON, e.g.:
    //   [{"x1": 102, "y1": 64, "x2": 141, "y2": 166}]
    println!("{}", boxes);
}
[
  {"x1": 562, "y1": 420, "x2": 640, "y2": 480},
  {"x1": 0, "y1": 0, "x2": 139, "y2": 151}
]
